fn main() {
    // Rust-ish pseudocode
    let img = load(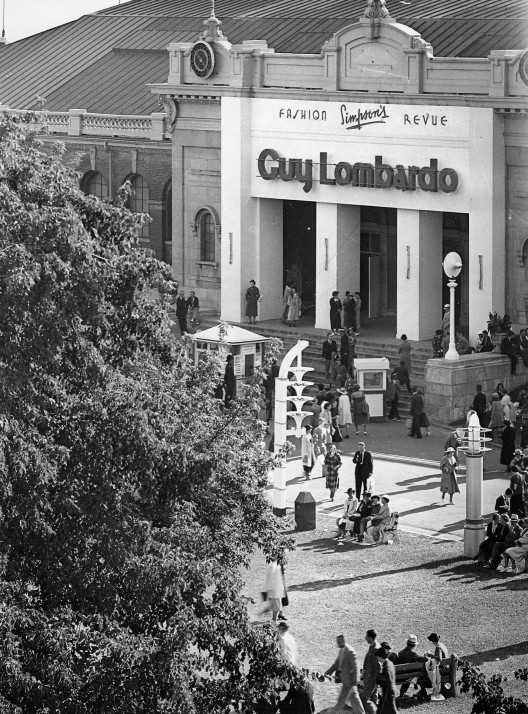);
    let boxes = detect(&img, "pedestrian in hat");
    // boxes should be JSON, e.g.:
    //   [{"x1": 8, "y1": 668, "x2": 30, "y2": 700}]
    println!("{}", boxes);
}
[
  {"x1": 324, "y1": 443, "x2": 342, "y2": 502},
  {"x1": 440, "y1": 447, "x2": 459, "y2": 503},
  {"x1": 375, "y1": 643, "x2": 398, "y2": 714}
]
